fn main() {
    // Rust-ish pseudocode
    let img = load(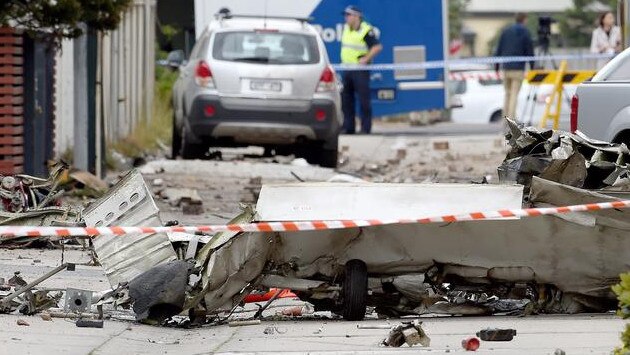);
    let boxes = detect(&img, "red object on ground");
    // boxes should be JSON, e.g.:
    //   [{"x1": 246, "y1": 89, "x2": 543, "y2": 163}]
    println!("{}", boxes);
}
[
  {"x1": 462, "y1": 337, "x2": 480, "y2": 351},
  {"x1": 243, "y1": 288, "x2": 297, "y2": 303}
]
